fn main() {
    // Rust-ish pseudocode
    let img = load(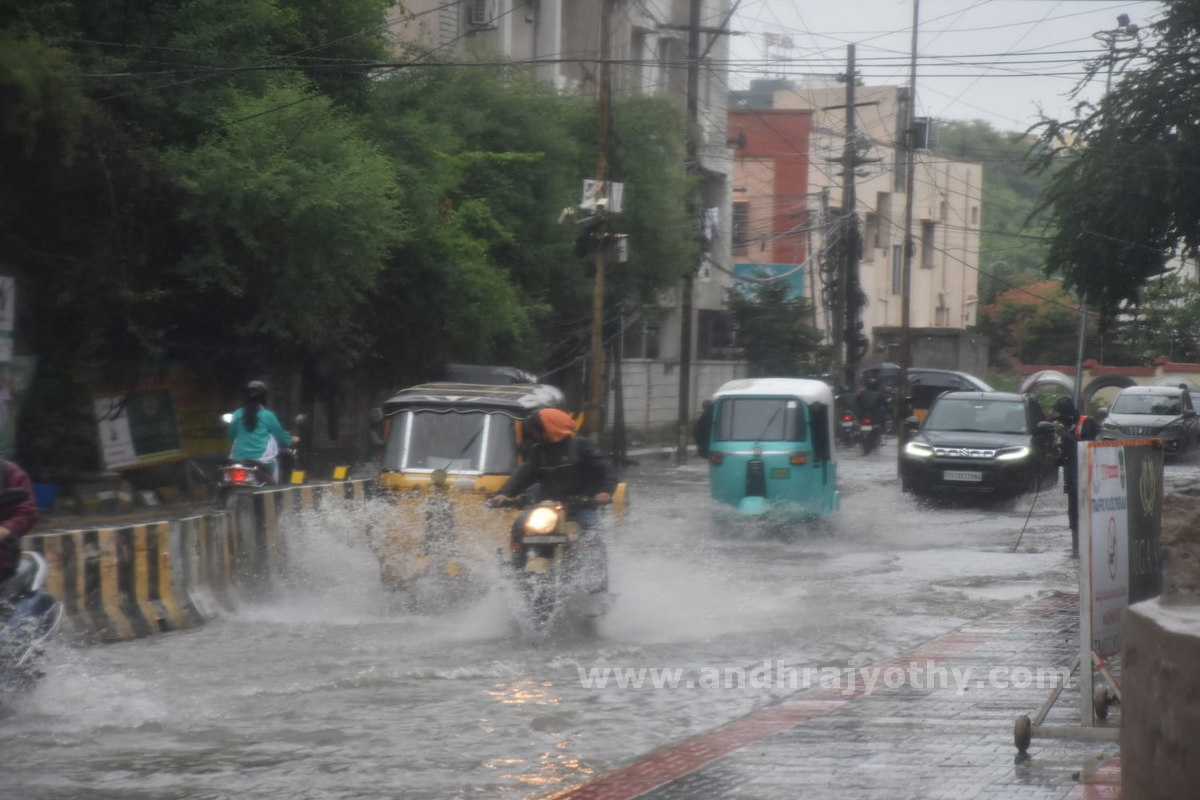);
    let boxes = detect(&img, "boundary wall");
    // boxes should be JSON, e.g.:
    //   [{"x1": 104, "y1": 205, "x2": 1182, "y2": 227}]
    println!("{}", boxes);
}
[{"x1": 24, "y1": 480, "x2": 372, "y2": 644}]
